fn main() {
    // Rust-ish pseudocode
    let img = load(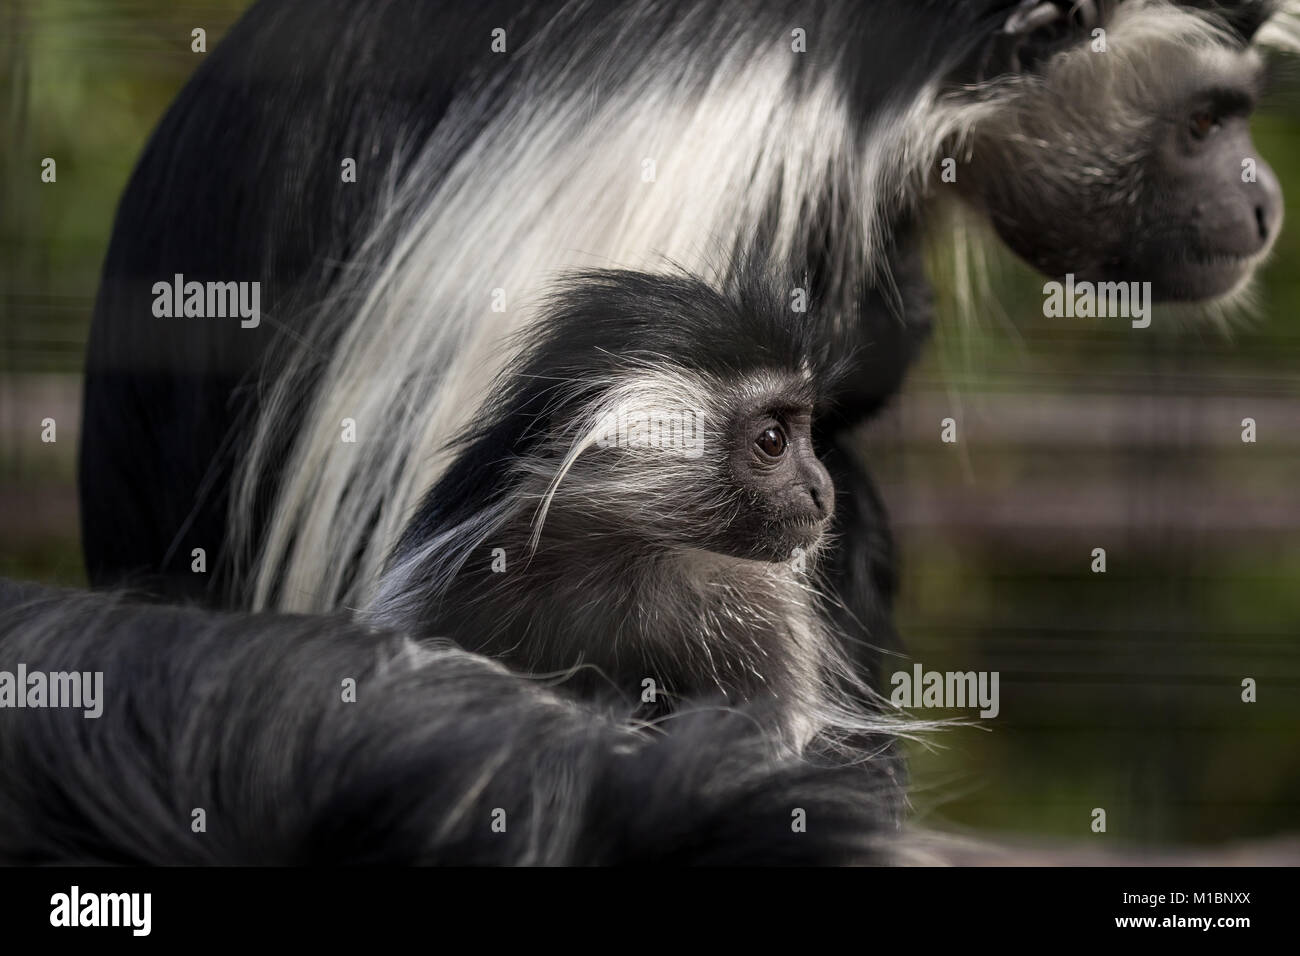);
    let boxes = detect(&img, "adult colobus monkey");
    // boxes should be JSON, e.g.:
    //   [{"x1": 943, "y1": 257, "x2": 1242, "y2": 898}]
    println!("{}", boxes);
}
[
  {"x1": 80, "y1": 1, "x2": 1297, "y2": 629},
  {"x1": 4, "y1": 270, "x2": 910, "y2": 864}
]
